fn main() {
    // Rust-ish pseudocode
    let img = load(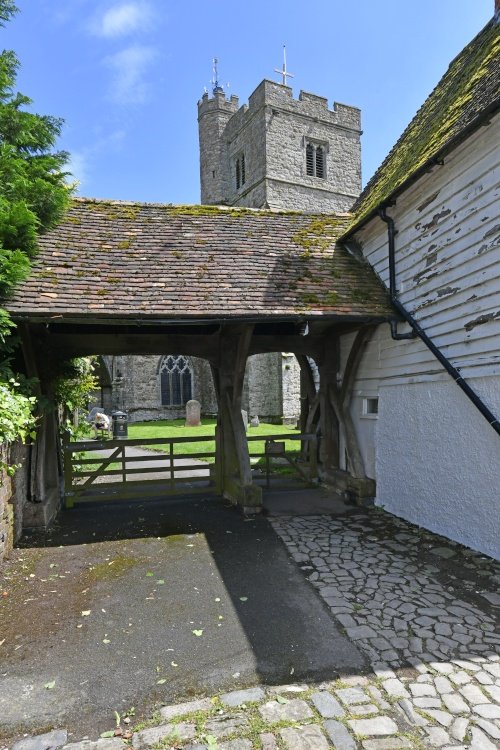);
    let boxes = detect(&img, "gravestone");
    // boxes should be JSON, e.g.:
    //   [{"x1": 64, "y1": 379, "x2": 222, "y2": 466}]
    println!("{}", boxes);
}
[
  {"x1": 185, "y1": 399, "x2": 201, "y2": 426},
  {"x1": 241, "y1": 409, "x2": 249, "y2": 432}
]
